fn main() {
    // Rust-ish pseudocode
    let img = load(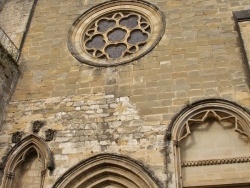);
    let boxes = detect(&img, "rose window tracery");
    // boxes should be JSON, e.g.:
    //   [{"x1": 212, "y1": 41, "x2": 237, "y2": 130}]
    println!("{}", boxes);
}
[
  {"x1": 84, "y1": 12, "x2": 151, "y2": 60},
  {"x1": 68, "y1": 0, "x2": 165, "y2": 66}
]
